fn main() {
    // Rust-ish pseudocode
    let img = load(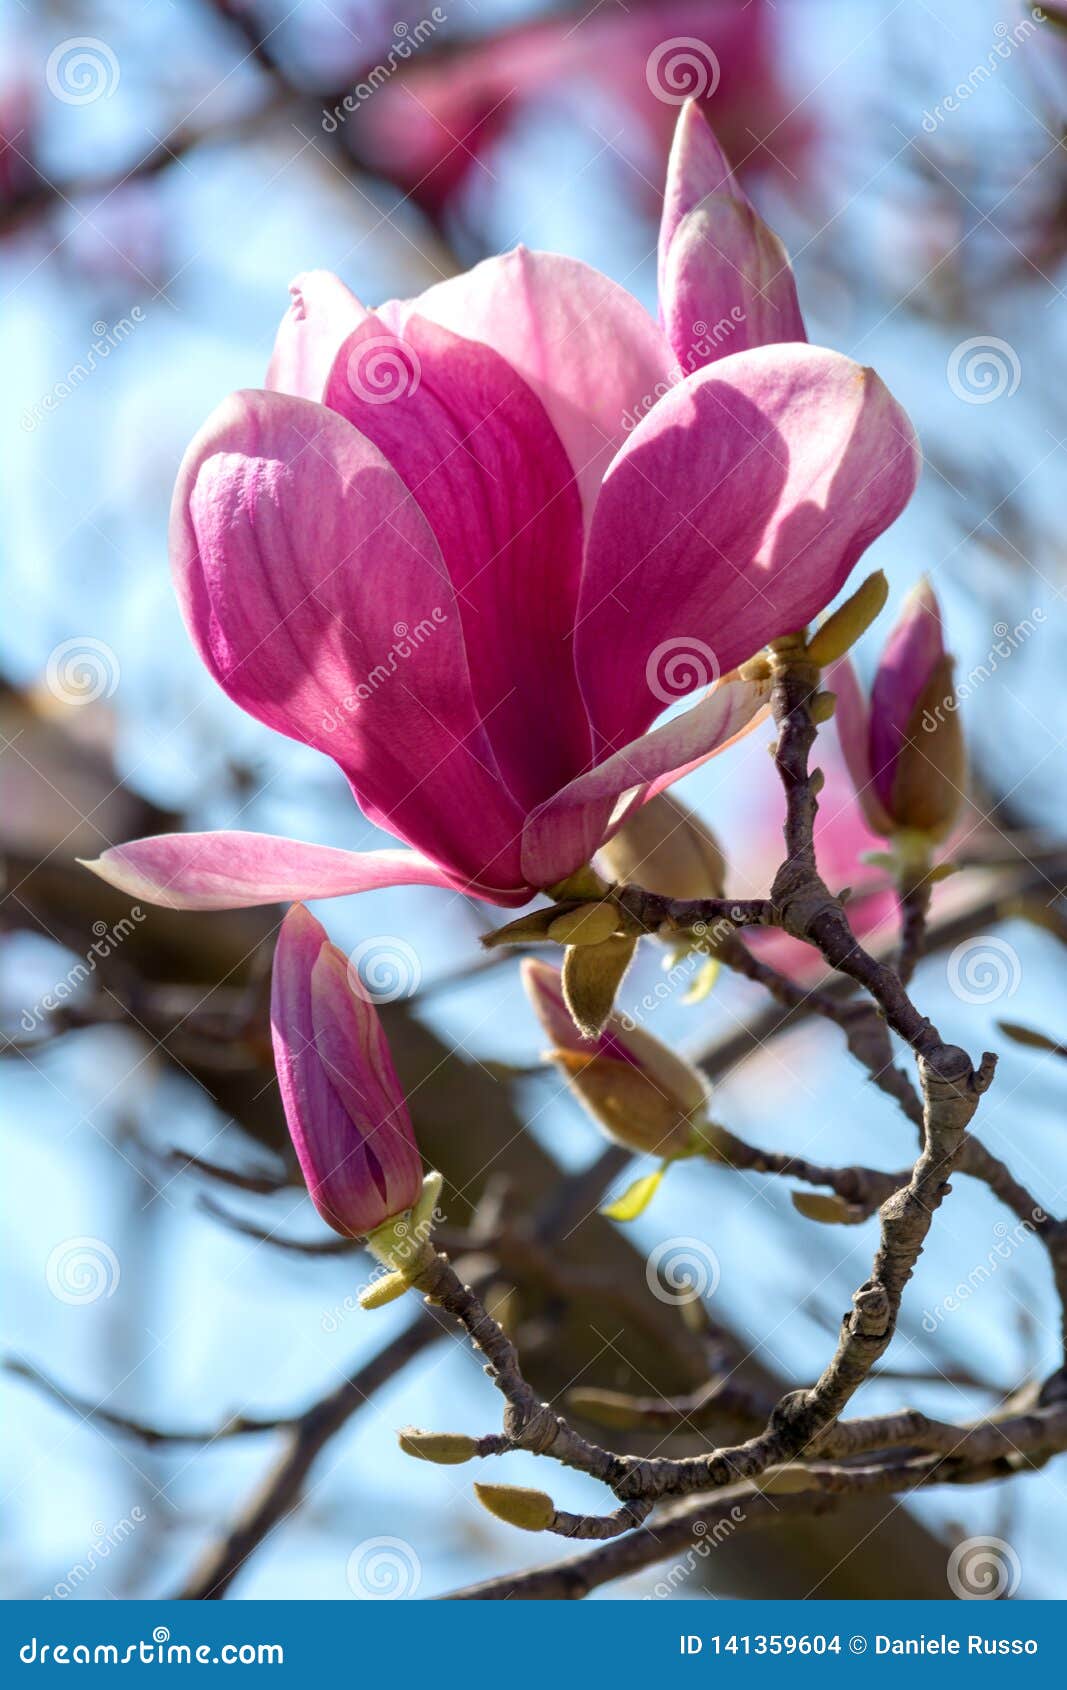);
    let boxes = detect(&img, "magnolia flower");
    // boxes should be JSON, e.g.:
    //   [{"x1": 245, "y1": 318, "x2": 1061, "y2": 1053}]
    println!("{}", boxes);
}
[
  {"x1": 830, "y1": 581, "x2": 964, "y2": 845},
  {"x1": 84, "y1": 102, "x2": 919, "y2": 916},
  {"x1": 271, "y1": 904, "x2": 422, "y2": 1237}
]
